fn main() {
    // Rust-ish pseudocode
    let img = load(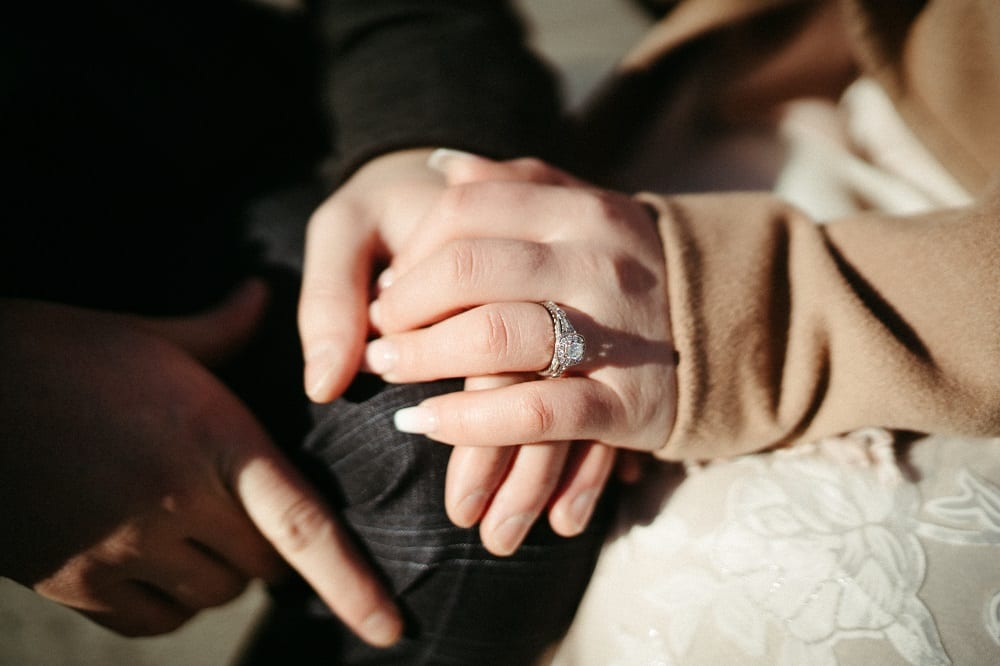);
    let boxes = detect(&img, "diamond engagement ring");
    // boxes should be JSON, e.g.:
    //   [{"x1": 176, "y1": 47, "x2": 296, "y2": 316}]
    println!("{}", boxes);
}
[{"x1": 538, "y1": 301, "x2": 586, "y2": 377}]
